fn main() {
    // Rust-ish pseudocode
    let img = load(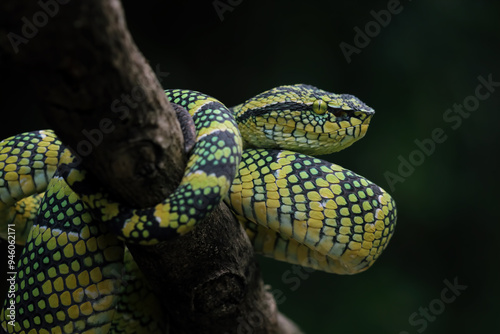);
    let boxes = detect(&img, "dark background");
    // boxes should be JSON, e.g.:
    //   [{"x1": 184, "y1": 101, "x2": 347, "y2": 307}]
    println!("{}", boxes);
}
[{"x1": 1, "y1": 0, "x2": 499, "y2": 333}]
